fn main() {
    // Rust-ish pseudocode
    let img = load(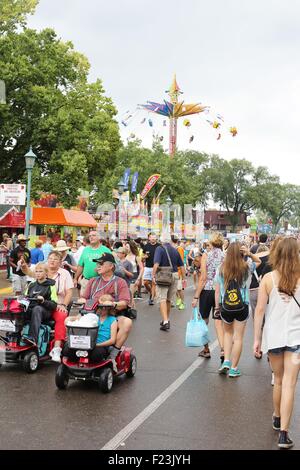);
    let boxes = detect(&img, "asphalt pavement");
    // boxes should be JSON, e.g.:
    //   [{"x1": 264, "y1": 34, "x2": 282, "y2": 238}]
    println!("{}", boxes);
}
[{"x1": 0, "y1": 276, "x2": 300, "y2": 450}]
